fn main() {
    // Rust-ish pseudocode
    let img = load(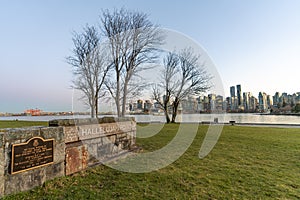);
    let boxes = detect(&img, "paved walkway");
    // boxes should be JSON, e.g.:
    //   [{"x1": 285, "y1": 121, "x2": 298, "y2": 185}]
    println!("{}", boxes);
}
[{"x1": 228, "y1": 123, "x2": 300, "y2": 128}]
